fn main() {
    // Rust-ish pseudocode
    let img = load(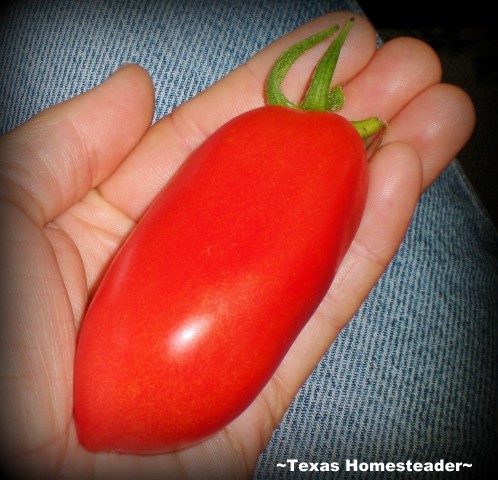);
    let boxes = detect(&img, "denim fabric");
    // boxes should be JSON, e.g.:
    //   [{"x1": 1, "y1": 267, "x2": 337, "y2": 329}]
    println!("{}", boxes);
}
[
  {"x1": 1, "y1": 1, "x2": 497, "y2": 478},
  {"x1": 255, "y1": 160, "x2": 498, "y2": 479},
  {"x1": 0, "y1": 0, "x2": 354, "y2": 131}
]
